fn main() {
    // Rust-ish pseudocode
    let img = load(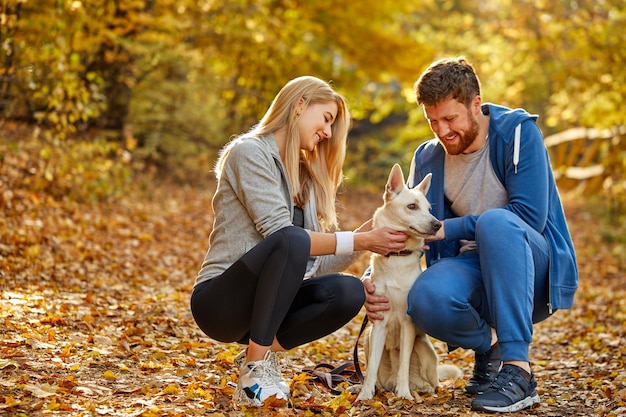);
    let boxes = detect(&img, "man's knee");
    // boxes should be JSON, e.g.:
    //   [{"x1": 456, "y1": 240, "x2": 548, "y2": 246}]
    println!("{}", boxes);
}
[
  {"x1": 476, "y1": 208, "x2": 514, "y2": 230},
  {"x1": 476, "y1": 209, "x2": 520, "y2": 246},
  {"x1": 407, "y1": 274, "x2": 441, "y2": 332}
]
